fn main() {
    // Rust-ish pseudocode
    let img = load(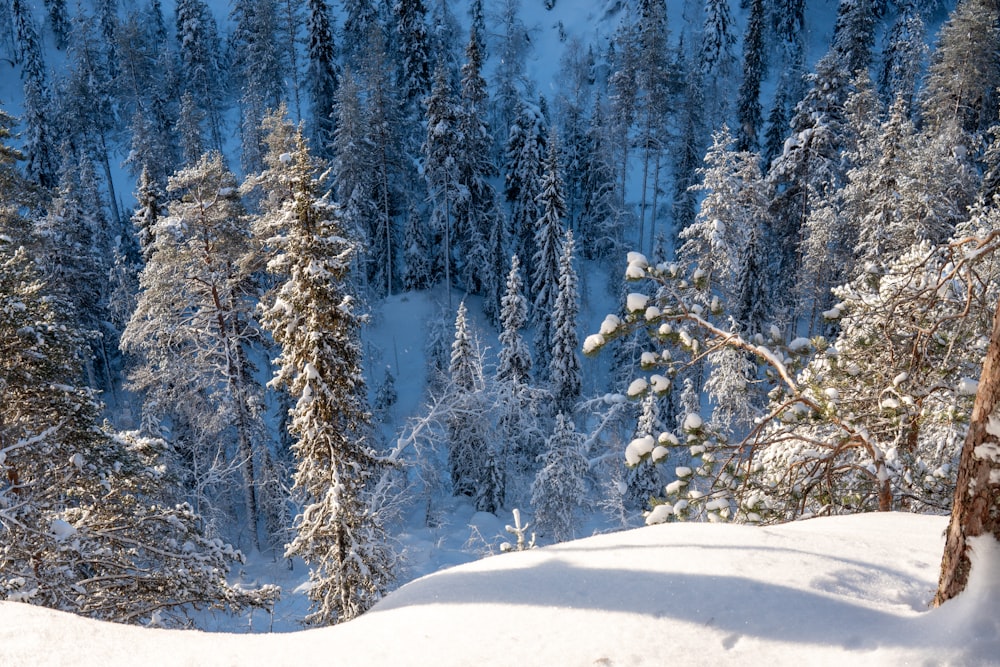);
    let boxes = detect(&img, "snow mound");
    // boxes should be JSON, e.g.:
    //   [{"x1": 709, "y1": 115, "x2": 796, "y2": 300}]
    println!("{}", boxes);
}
[{"x1": 3, "y1": 512, "x2": 995, "y2": 667}]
